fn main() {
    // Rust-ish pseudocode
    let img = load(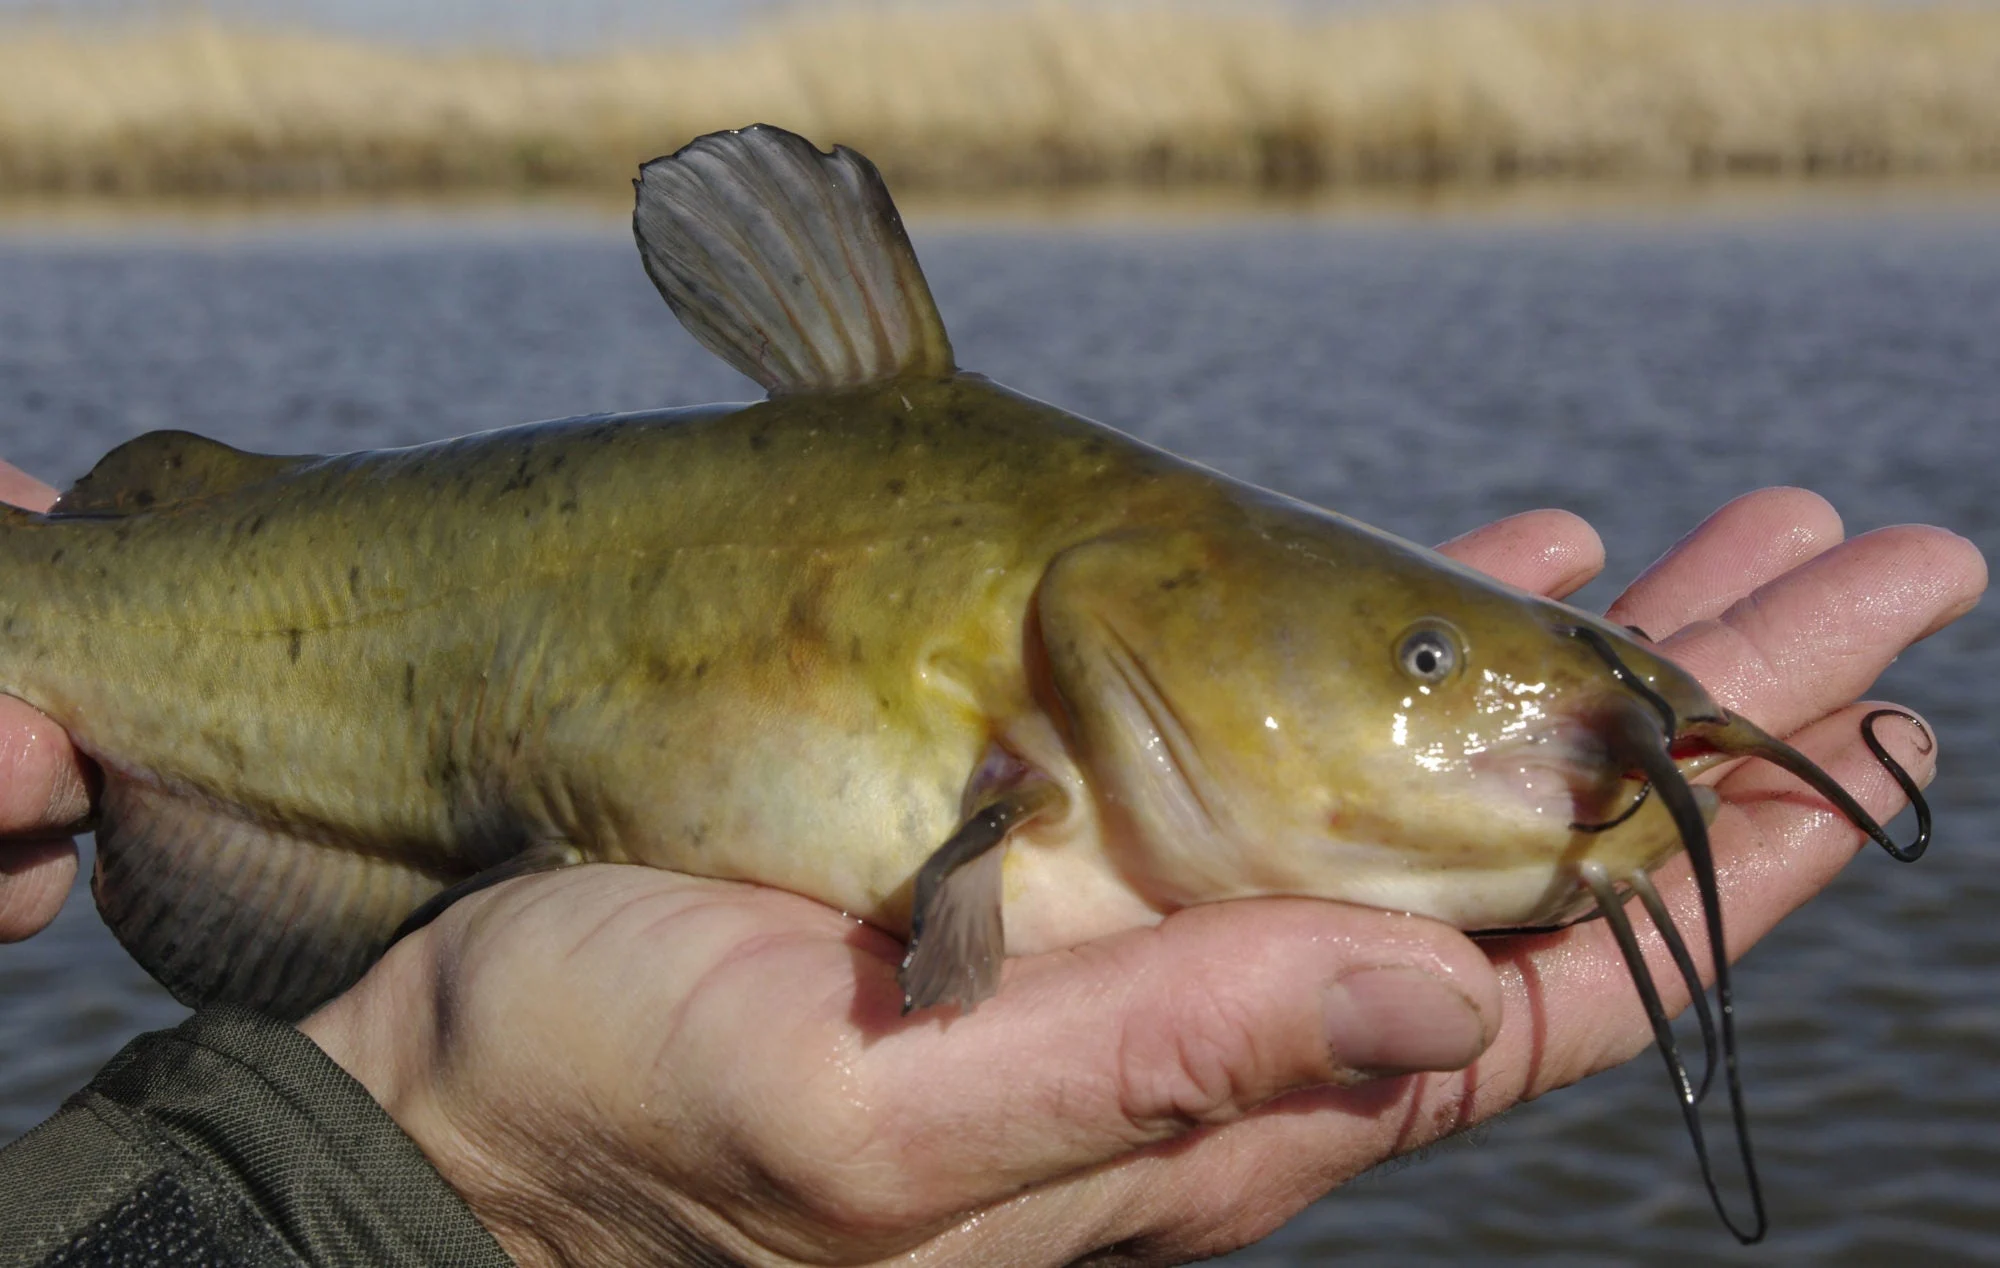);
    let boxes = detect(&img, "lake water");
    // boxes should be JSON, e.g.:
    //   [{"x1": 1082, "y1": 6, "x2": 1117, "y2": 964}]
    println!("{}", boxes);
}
[{"x1": 1, "y1": 193, "x2": 1996, "y2": 1265}]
